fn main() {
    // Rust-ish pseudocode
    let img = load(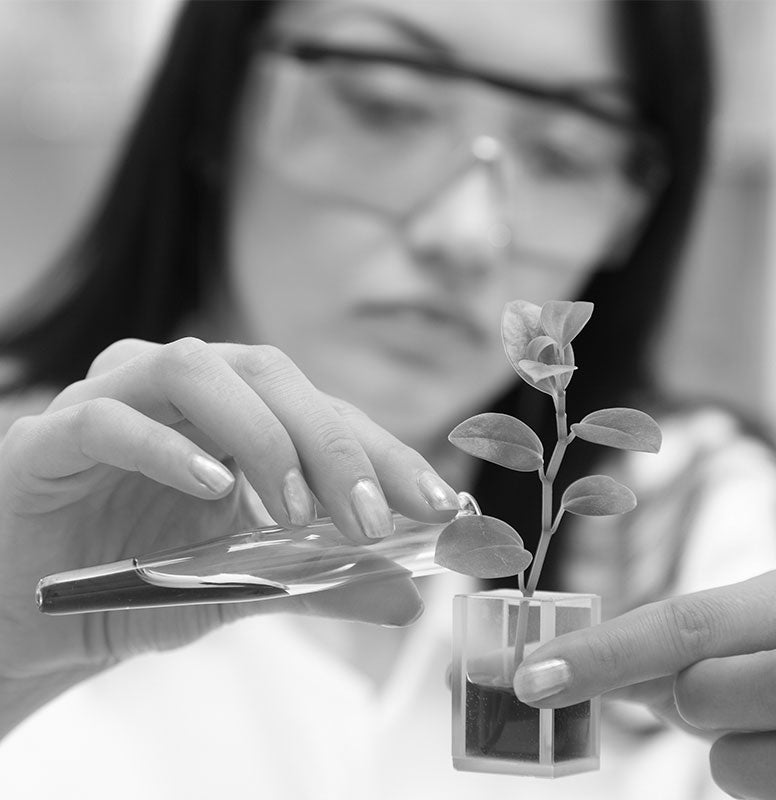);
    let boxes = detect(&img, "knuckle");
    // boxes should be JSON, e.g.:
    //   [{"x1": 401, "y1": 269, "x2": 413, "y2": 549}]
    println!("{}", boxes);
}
[
  {"x1": 3, "y1": 413, "x2": 38, "y2": 446},
  {"x1": 48, "y1": 379, "x2": 90, "y2": 412},
  {"x1": 162, "y1": 336, "x2": 210, "y2": 362},
  {"x1": 0, "y1": 415, "x2": 41, "y2": 467},
  {"x1": 86, "y1": 338, "x2": 151, "y2": 377},
  {"x1": 234, "y1": 345, "x2": 293, "y2": 383},
  {"x1": 315, "y1": 421, "x2": 364, "y2": 465},
  {"x1": 383, "y1": 437, "x2": 413, "y2": 462},
  {"x1": 583, "y1": 626, "x2": 627, "y2": 676},
  {"x1": 156, "y1": 337, "x2": 213, "y2": 379},
  {"x1": 75, "y1": 397, "x2": 116, "y2": 428},
  {"x1": 242, "y1": 412, "x2": 289, "y2": 455},
  {"x1": 73, "y1": 398, "x2": 119, "y2": 448},
  {"x1": 660, "y1": 597, "x2": 717, "y2": 663},
  {"x1": 128, "y1": 427, "x2": 160, "y2": 473}
]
